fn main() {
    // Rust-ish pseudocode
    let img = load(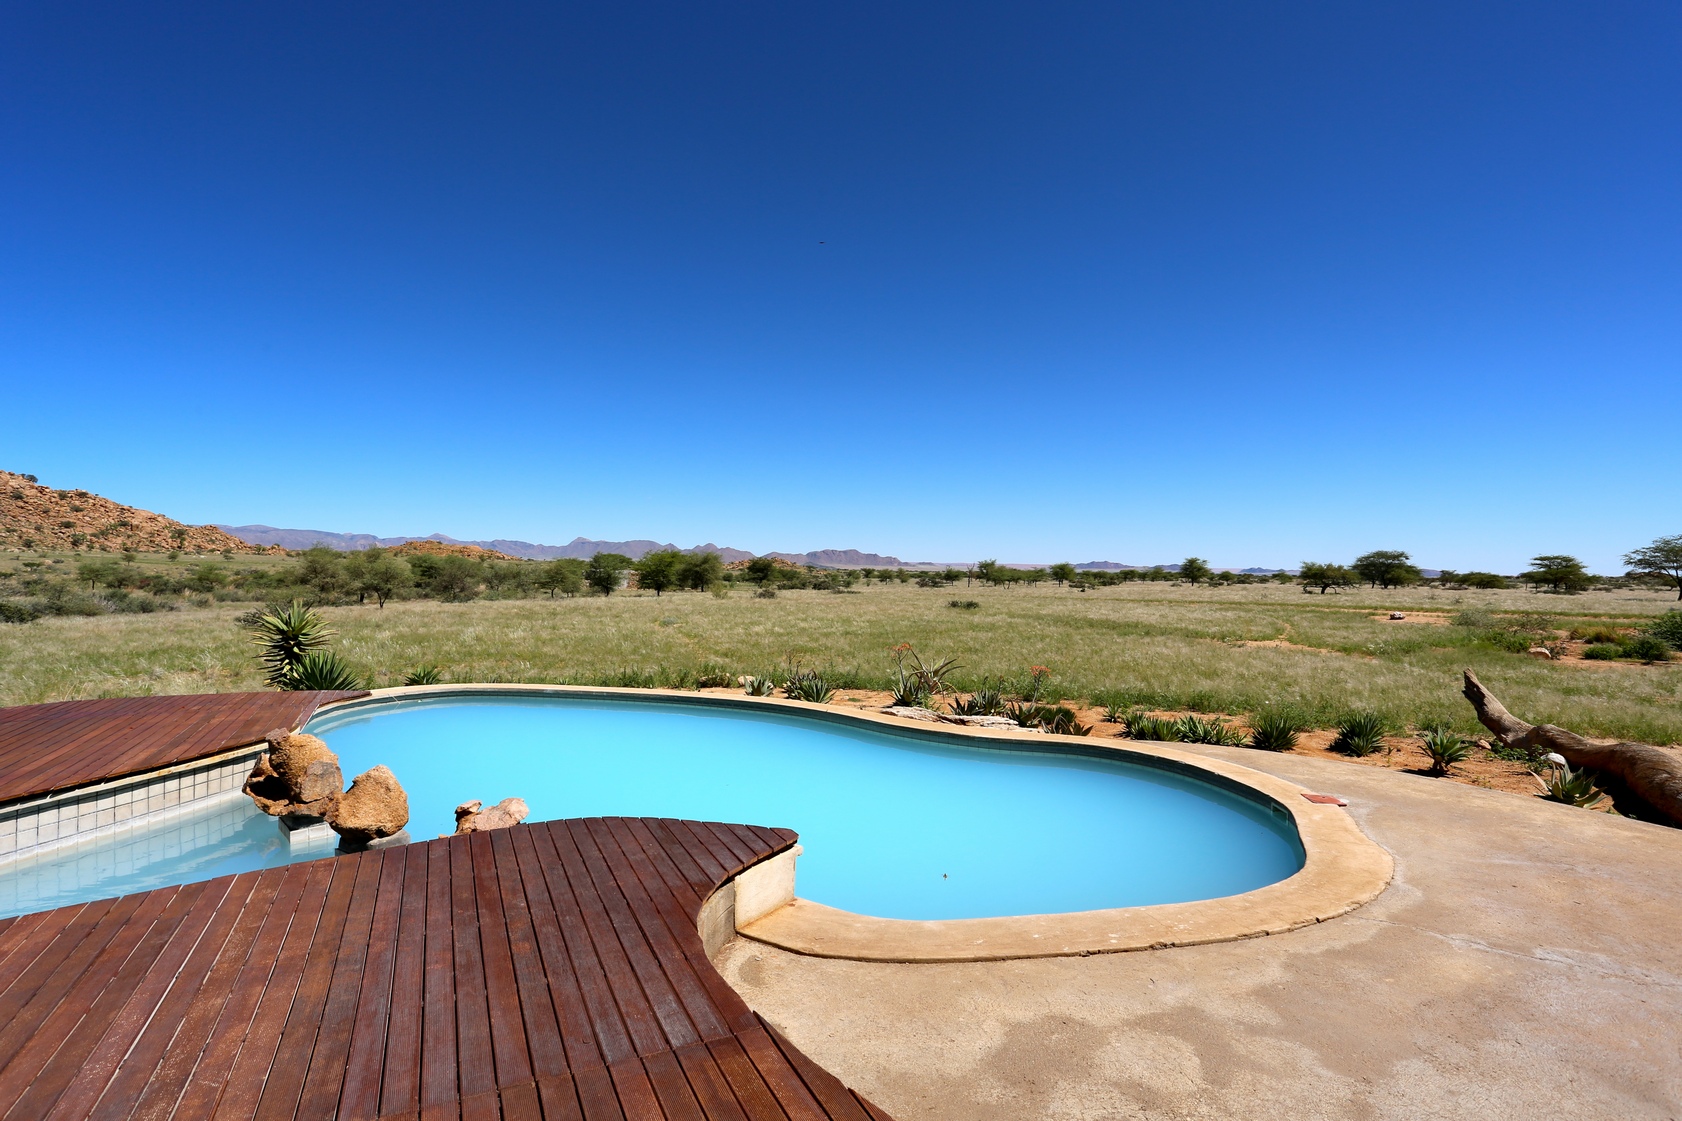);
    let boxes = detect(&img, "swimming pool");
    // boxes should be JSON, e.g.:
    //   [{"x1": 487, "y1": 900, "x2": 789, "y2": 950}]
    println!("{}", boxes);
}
[{"x1": 0, "y1": 691, "x2": 1305, "y2": 922}]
